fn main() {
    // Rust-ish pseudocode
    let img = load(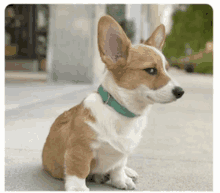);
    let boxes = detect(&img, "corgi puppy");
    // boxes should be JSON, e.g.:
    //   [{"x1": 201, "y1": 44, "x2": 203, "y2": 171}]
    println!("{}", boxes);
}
[{"x1": 42, "y1": 15, "x2": 184, "y2": 191}]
